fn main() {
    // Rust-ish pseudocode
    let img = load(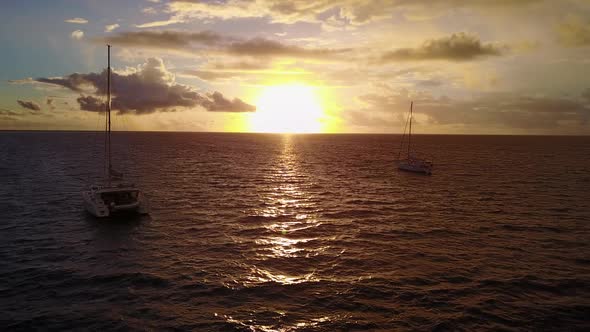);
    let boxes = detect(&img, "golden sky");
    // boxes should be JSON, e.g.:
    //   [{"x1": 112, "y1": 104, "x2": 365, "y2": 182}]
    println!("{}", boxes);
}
[{"x1": 1, "y1": 0, "x2": 589, "y2": 134}]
